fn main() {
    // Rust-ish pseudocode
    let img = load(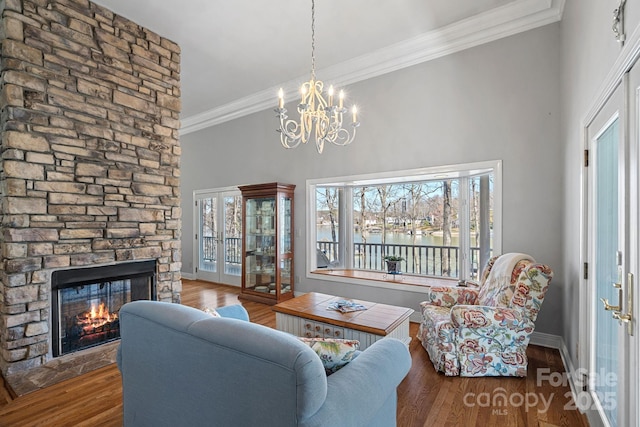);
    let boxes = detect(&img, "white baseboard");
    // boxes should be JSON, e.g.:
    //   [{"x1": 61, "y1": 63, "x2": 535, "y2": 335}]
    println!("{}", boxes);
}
[
  {"x1": 530, "y1": 331, "x2": 564, "y2": 349},
  {"x1": 181, "y1": 272, "x2": 196, "y2": 280},
  {"x1": 530, "y1": 332, "x2": 576, "y2": 386}
]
